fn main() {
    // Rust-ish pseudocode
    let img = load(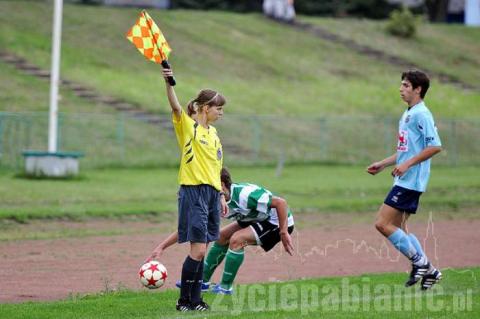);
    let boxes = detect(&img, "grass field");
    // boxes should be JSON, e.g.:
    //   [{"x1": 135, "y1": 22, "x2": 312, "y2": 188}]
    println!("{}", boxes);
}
[
  {"x1": 0, "y1": 165, "x2": 478, "y2": 222},
  {"x1": 0, "y1": 268, "x2": 478, "y2": 318}
]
